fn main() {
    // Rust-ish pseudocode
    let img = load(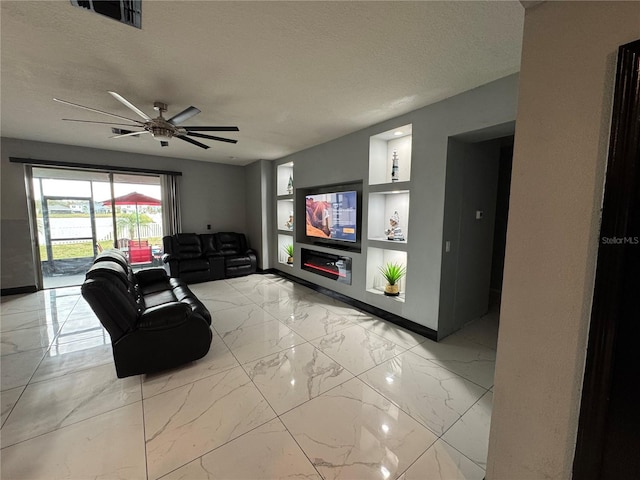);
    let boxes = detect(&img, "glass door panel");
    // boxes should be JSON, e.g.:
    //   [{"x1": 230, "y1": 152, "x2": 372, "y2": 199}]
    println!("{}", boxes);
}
[
  {"x1": 42, "y1": 198, "x2": 95, "y2": 288},
  {"x1": 112, "y1": 173, "x2": 163, "y2": 268}
]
